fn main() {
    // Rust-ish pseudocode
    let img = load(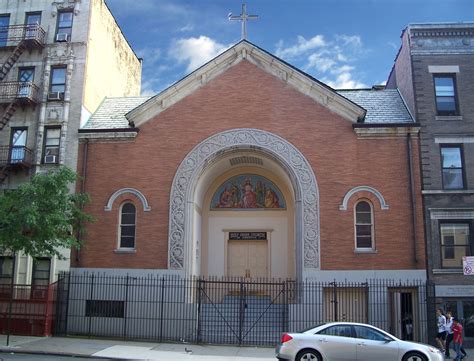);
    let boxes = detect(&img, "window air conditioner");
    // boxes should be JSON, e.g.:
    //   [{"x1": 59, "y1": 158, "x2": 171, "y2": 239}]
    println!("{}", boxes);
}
[
  {"x1": 44, "y1": 155, "x2": 57, "y2": 164},
  {"x1": 31, "y1": 289, "x2": 46, "y2": 300},
  {"x1": 48, "y1": 91, "x2": 63, "y2": 101},
  {"x1": 55, "y1": 33, "x2": 69, "y2": 42}
]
